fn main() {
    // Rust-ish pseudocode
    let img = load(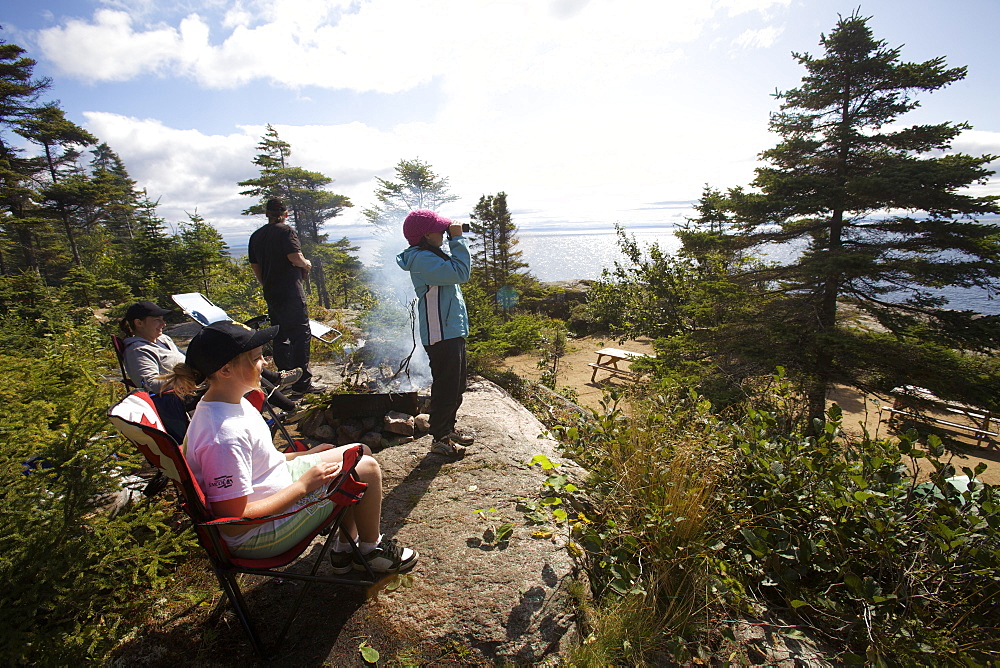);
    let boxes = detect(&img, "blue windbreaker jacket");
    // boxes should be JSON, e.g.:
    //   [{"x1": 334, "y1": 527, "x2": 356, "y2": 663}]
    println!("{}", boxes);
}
[{"x1": 396, "y1": 237, "x2": 471, "y2": 346}]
